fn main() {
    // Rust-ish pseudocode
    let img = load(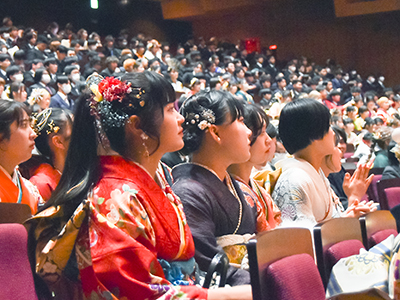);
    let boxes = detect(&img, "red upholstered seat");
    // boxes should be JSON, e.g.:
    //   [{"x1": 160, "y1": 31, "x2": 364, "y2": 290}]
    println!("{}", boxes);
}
[
  {"x1": 368, "y1": 174, "x2": 382, "y2": 202},
  {"x1": 262, "y1": 253, "x2": 325, "y2": 300},
  {"x1": 0, "y1": 223, "x2": 38, "y2": 299},
  {"x1": 325, "y1": 239, "x2": 365, "y2": 273},
  {"x1": 369, "y1": 229, "x2": 398, "y2": 248},
  {"x1": 385, "y1": 187, "x2": 400, "y2": 210}
]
